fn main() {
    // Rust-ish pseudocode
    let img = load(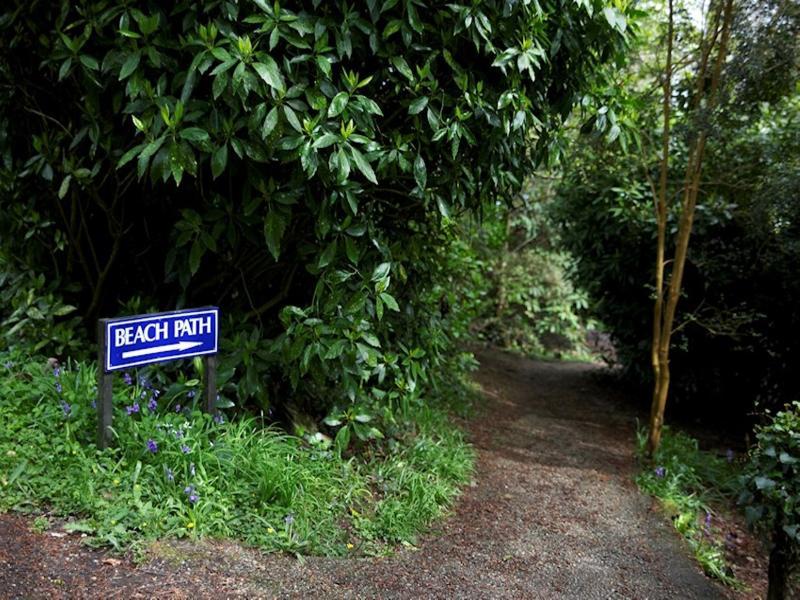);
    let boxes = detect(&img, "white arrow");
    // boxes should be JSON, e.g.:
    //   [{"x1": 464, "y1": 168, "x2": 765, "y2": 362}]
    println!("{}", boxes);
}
[{"x1": 121, "y1": 340, "x2": 203, "y2": 359}]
